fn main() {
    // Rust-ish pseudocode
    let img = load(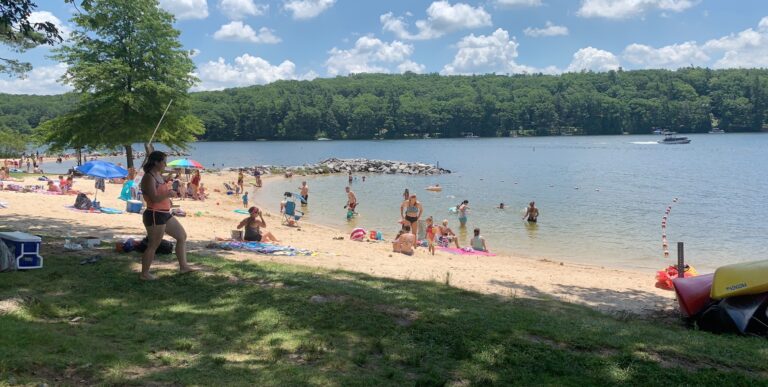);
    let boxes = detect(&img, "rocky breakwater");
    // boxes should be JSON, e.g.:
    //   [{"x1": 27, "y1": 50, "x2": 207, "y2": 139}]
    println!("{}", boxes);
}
[{"x1": 235, "y1": 158, "x2": 450, "y2": 176}]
